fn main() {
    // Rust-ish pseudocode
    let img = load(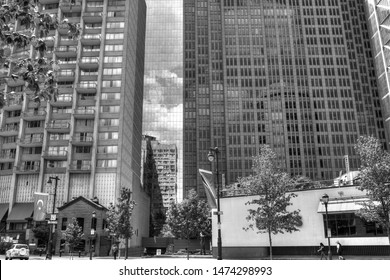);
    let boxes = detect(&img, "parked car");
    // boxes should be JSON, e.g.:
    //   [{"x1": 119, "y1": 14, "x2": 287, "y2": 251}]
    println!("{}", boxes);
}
[{"x1": 5, "y1": 244, "x2": 30, "y2": 260}]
